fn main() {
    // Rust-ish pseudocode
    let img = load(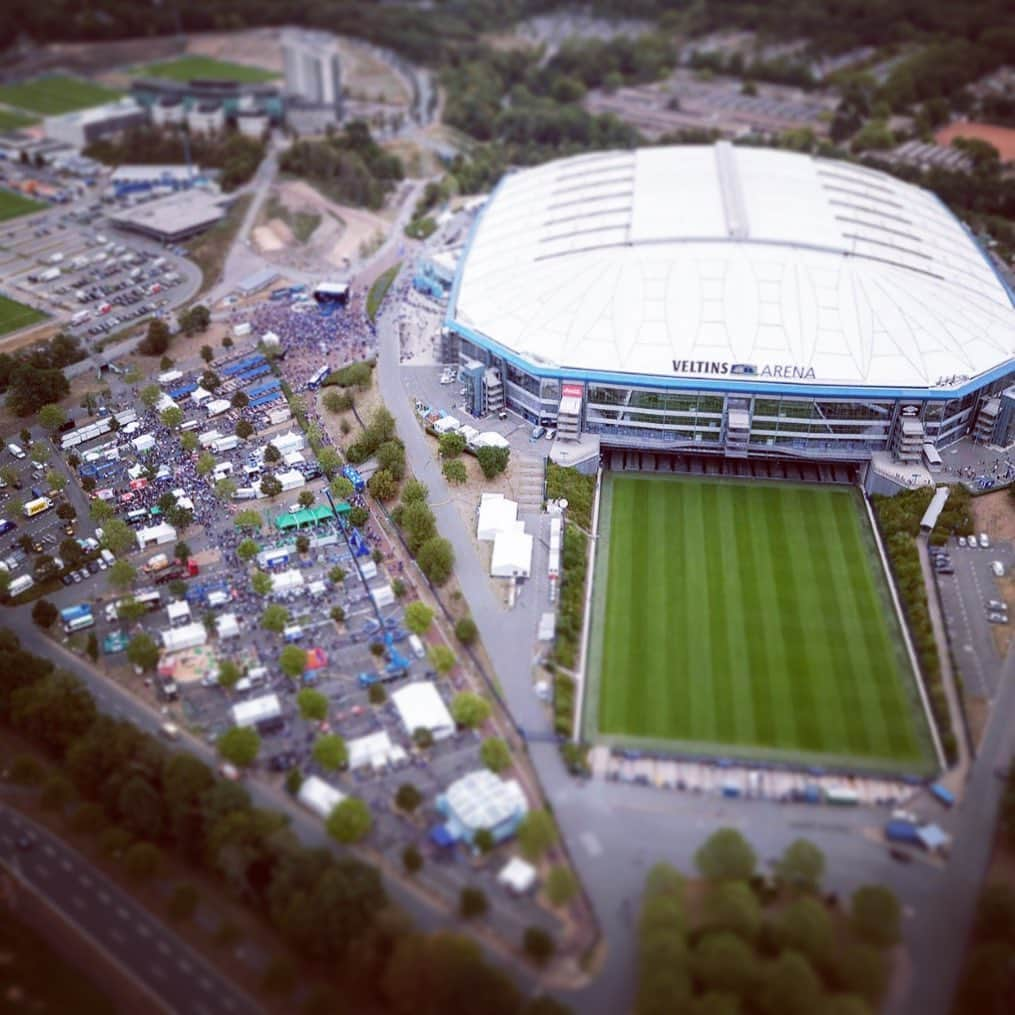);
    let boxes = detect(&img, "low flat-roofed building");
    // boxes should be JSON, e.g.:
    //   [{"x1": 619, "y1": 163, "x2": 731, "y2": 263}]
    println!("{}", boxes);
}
[
  {"x1": 109, "y1": 189, "x2": 229, "y2": 242},
  {"x1": 44, "y1": 98, "x2": 147, "y2": 149}
]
